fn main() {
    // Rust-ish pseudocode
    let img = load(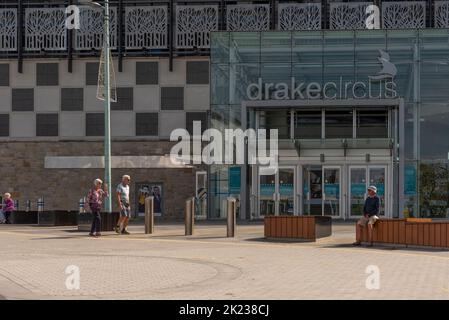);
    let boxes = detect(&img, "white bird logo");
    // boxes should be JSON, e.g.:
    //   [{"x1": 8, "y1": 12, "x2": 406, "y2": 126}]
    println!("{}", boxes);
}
[{"x1": 369, "y1": 50, "x2": 397, "y2": 80}]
